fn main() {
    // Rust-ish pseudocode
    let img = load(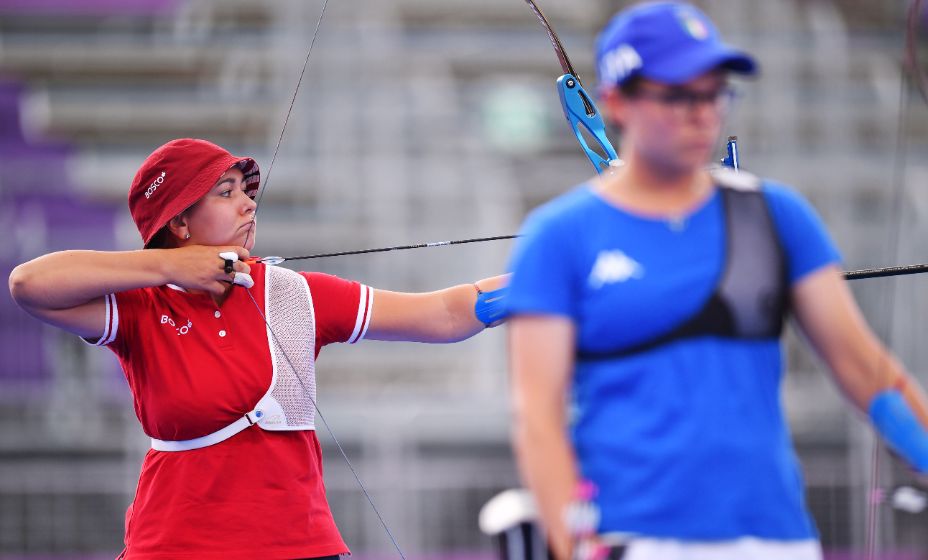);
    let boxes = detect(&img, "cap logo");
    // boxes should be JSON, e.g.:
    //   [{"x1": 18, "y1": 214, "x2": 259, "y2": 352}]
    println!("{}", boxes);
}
[
  {"x1": 144, "y1": 171, "x2": 166, "y2": 200},
  {"x1": 677, "y1": 9, "x2": 710, "y2": 40},
  {"x1": 599, "y1": 44, "x2": 642, "y2": 86}
]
